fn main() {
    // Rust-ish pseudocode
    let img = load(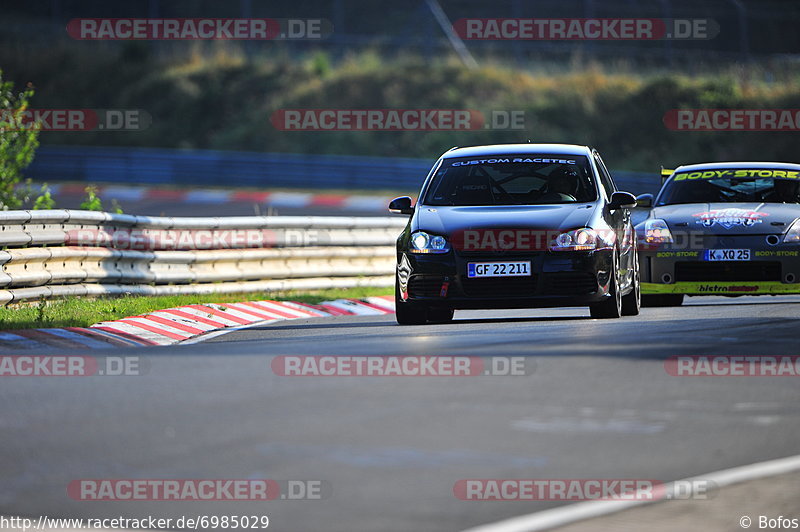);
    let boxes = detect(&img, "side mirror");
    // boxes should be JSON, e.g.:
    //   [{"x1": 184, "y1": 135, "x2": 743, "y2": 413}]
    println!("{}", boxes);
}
[
  {"x1": 609, "y1": 191, "x2": 637, "y2": 210},
  {"x1": 635, "y1": 193, "x2": 654, "y2": 209},
  {"x1": 388, "y1": 196, "x2": 414, "y2": 215}
]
